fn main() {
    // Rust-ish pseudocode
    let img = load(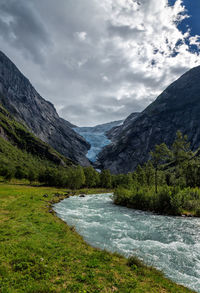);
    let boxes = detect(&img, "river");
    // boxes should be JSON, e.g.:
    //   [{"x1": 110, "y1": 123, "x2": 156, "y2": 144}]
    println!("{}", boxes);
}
[{"x1": 53, "y1": 193, "x2": 200, "y2": 292}]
